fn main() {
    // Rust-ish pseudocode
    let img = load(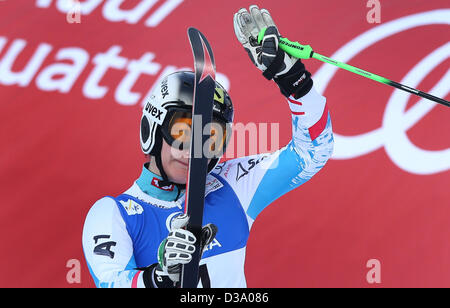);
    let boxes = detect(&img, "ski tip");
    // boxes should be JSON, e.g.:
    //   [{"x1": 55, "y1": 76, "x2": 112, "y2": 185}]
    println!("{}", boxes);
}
[{"x1": 187, "y1": 27, "x2": 200, "y2": 35}]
